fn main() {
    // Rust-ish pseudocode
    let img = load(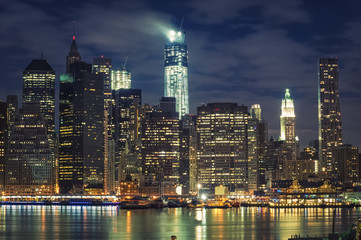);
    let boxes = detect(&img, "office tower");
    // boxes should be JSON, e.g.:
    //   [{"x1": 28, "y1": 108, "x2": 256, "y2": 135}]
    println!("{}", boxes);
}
[
  {"x1": 93, "y1": 56, "x2": 113, "y2": 193},
  {"x1": 5, "y1": 103, "x2": 54, "y2": 195},
  {"x1": 66, "y1": 35, "x2": 81, "y2": 73},
  {"x1": 248, "y1": 104, "x2": 268, "y2": 191},
  {"x1": 0, "y1": 100, "x2": 6, "y2": 192},
  {"x1": 283, "y1": 159, "x2": 316, "y2": 180},
  {"x1": 6, "y1": 95, "x2": 18, "y2": 127},
  {"x1": 22, "y1": 59, "x2": 56, "y2": 143},
  {"x1": 180, "y1": 114, "x2": 197, "y2": 195},
  {"x1": 141, "y1": 97, "x2": 180, "y2": 195},
  {"x1": 113, "y1": 89, "x2": 142, "y2": 183},
  {"x1": 318, "y1": 57, "x2": 342, "y2": 177},
  {"x1": 59, "y1": 62, "x2": 104, "y2": 194},
  {"x1": 337, "y1": 144, "x2": 359, "y2": 183},
  {"x1": 164, "y1": 30, "x2": 189, "y2": 119},
  {"x1": 197, "y1": 103, "x2": 248, "y2": 193},
  {"x1": 111, "y1": 69, "x2": 131, "y2": 90},
  {"x1": 93, "y1": 56, "x2": 112, "y2": 100},
  {"x1": 279, "y1": 89, "x2": 296, "y2": 143},
  {"x1": 113, "y1": 89, "x2": 142, "y2": 151}
]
